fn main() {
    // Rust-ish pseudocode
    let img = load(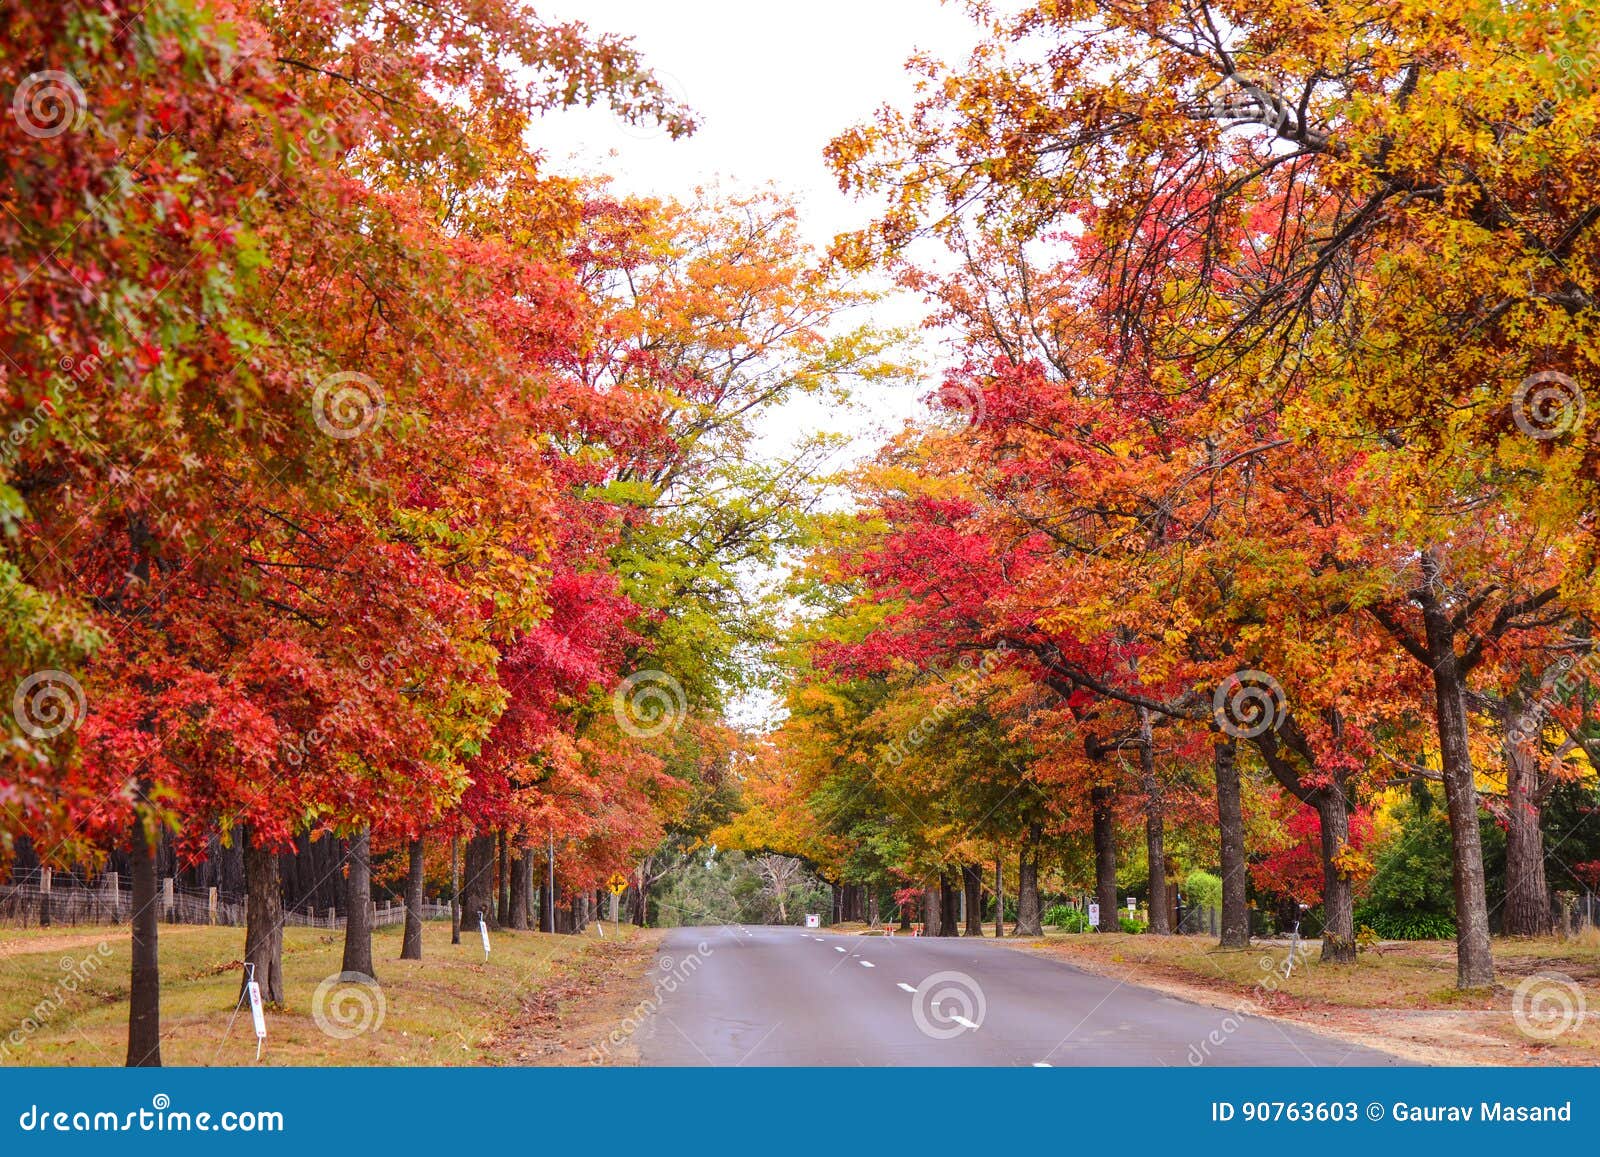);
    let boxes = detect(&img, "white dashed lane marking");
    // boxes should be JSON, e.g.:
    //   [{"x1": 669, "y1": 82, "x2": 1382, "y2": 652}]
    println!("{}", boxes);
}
[
  {"x1": 896, "y1": 983, "x2": 917, "y2": 993},
  {"x1": 859, "y1": 961, "x2": 875, "y2": 968}
]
